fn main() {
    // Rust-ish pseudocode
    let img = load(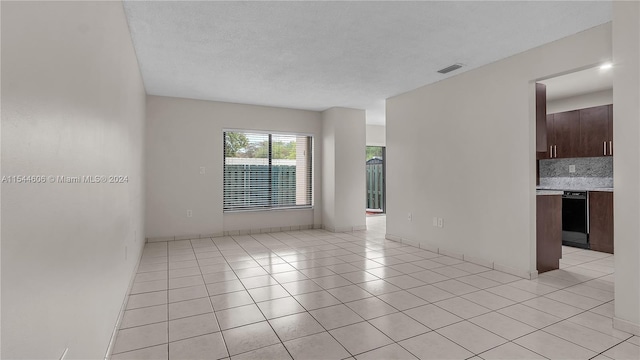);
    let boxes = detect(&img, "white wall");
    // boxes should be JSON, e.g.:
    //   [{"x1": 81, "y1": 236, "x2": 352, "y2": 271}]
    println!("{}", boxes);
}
[
  {"x1": 322, "y1": 113, "x2": 336, "y2": 231},
  {"x1": 322, "y1": 108, "x2": 367, "y2": 232},
  {"x1": 386, "y1": 23, "x2": 611, "y2": 277},
  {"x1": 1, "y1": 2, "x2": 146, "y2": 359},
  {"x1": 145, "y1": 96, "x2": 323, "y2": 239},
  {"x1": 547, "y1": 88, "x2": 613, "y2": 114},
  {"x1": 612, "y1": 1, "x2": 640, "y2": 335},
  {"x1": 366, "y1": 124, "x2": 386, "y2": 147}
]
